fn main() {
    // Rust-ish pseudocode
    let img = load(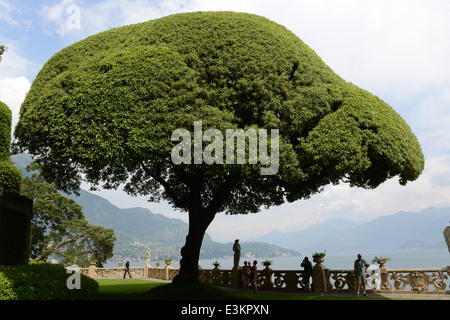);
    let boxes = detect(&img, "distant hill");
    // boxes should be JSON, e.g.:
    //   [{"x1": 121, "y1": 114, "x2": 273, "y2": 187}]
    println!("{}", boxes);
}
[
  {"x1": 12, "y1": 154, "x2": 299, "y2": 261},
  {"x1": 248, "y1": 207, "x2": 450, "y2": 255},
  {"x1": 67, "y1": 189, "x2": 299, "y2": 260}
]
